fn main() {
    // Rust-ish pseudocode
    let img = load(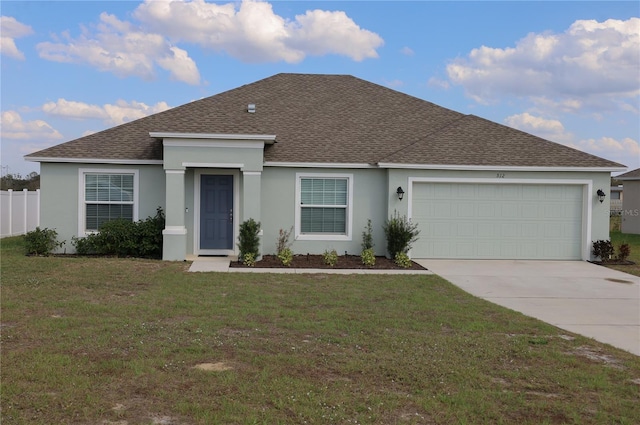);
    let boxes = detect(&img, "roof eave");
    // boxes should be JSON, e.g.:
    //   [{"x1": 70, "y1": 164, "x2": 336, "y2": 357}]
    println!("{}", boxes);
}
[
  {"x1": 149, "y1": 132, "x2": 276, "y2": 144},
  {"x1": 377, "y1": 163, "x2": 627, "y2": 172},
  {"x1": 25, "y1": 156, "x2": 163, "y2": 165}
]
